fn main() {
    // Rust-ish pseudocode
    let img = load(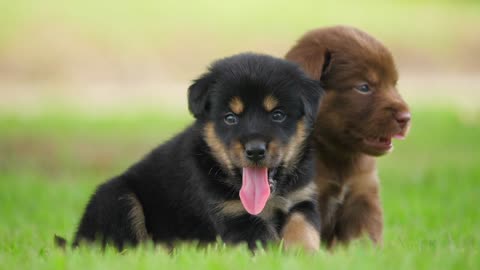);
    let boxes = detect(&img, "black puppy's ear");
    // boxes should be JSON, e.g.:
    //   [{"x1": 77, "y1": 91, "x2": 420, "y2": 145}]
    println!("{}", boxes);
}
[
  {"x1": 300, "y1": 79, "x2": 324, "y2": 126},
  {"x1": 188, "y1": 71, "x2": 216, "y2": 119}
]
